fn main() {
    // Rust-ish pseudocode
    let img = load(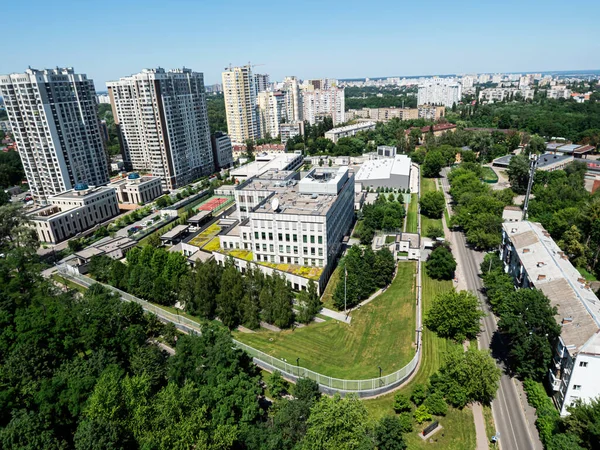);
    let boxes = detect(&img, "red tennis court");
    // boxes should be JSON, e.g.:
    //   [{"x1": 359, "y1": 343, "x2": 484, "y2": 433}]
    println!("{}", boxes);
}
[{"x1": 198, "y1": 197, "x2": 228, "y2": 211}]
